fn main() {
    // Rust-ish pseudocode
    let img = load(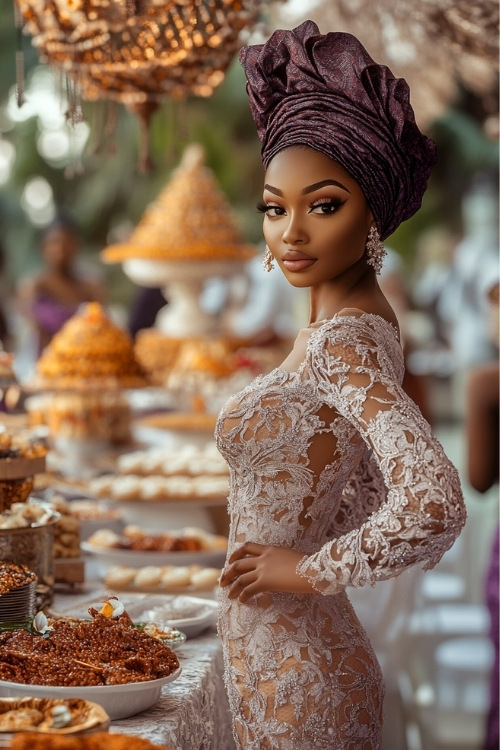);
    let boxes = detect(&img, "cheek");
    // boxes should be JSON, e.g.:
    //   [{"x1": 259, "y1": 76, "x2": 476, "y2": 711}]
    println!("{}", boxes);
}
[
  {"x1": 334, "y1": 216, "x2": 369, "y2": 253},
  {"x1": 262, "y1": 221, "x2": 278, "y2": 250}
]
